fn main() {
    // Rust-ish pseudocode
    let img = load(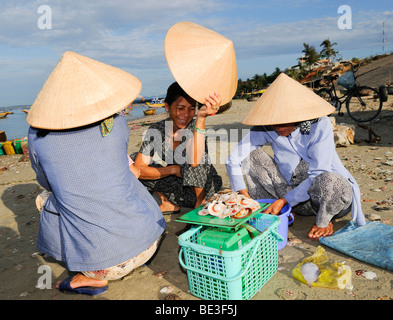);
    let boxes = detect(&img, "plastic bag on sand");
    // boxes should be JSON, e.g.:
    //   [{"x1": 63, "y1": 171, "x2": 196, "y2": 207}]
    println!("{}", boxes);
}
[{"x1": 292, "y1": 246, "x2": 353, "y2": 290}]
